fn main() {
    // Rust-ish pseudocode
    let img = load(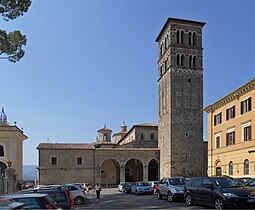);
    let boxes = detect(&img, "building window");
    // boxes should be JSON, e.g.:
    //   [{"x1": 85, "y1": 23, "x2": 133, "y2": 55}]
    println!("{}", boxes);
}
[
  {"x1": 0, "y1": 145, "x2": 4, "y2": 156},
  {"x1": 177, "y1": 30, "x2": 180, "y2": 43},
  {"x1": 215, "y1": 136, "x2": 220, "y2": 149},
  {"x1": 150, "y1": 133, "x2": 154, "y2": 140},
  {"x1": 193, "y1": 32, "x2": 196, "y2": 46},
  {"x1": 189, "y1": 32, "x2": 192, "y2": 45},
  {"x1": 177, "y1": 54, "x2": 180, "y2": 65},
  {"x1": 214, "y1": 113, "x2": 222, "y2": 126},
  {"x1": 51, "y1": 157, "x2": 57, "y2": 165},
  {"x1": 244, "y1": 159, "x2": 249, "y2": 175},
  {"x1": 103, "y1": 134, "x2": 107, "y2": 141},
  {"x1": 165, "y1": 59, "x2": 167, "y2": 71},
  {"x1": 243, "y1": 125, "x2": 252, "y2": 142},
  {"x1": 229, "y1": 161, "x2": 233, "y2": 176},
  {"x1": 77, "y1": 157, "x2": 82, "y2": 165},
  {"x1": 193, "y1": 56, "x2": 196, "y2": 67},
  {"x1": 241, "y1": 97, "x2": 252, "y2": 114},
  {"x1": 141, "y1": 133, "x2": 144, "y2": 140},
  {"x1": 181, "y1": 54, "x2": 184, "y2": 66},
  {"x1": 226, "y1": 131, "x2": 235, "y2": 146},
  {"x1": 226, "y1": 106, "x2": 235, "y2": 120},
  {"x1": 181, "y1": 30, "x2": 184, "y2": 44}
]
